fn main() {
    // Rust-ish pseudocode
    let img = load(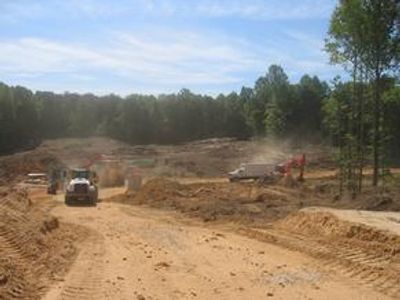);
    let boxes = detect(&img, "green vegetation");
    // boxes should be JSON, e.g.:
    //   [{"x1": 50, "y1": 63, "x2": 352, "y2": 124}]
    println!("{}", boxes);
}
[
  {"x1": 325, "y1": 0, "x2": 399, "y2": 193},
  {"x1": 0, "y1": 65, "x2": 328, "y2": 153}
]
